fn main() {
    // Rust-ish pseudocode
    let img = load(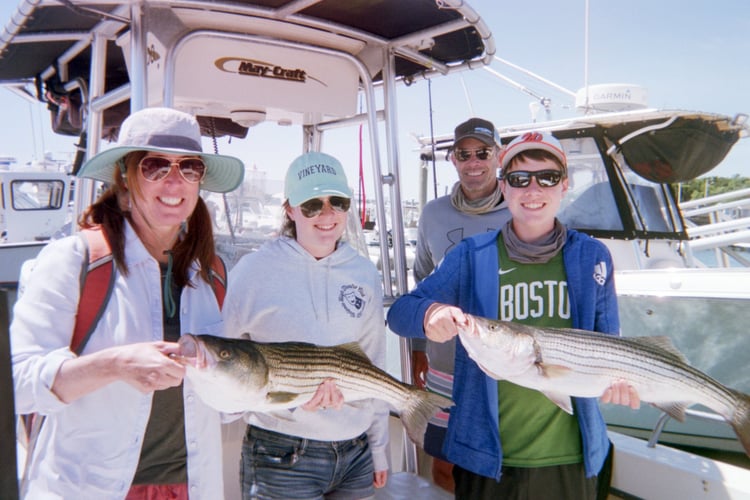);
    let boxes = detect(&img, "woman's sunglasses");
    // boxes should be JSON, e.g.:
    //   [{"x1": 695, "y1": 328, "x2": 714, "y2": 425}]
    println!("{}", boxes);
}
[
  {"x1": 299, "y1": 196, "x2": 351, "y2": 218},
  {"x1": 138, "y1": 156, "x2": 207, "y2": 183},
  {"x1": 454, "y1": 147, "x2": 493, "y2": 162},
  {"x1": 503, "y1": 170, "x2": 563, "y2": 188}
]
